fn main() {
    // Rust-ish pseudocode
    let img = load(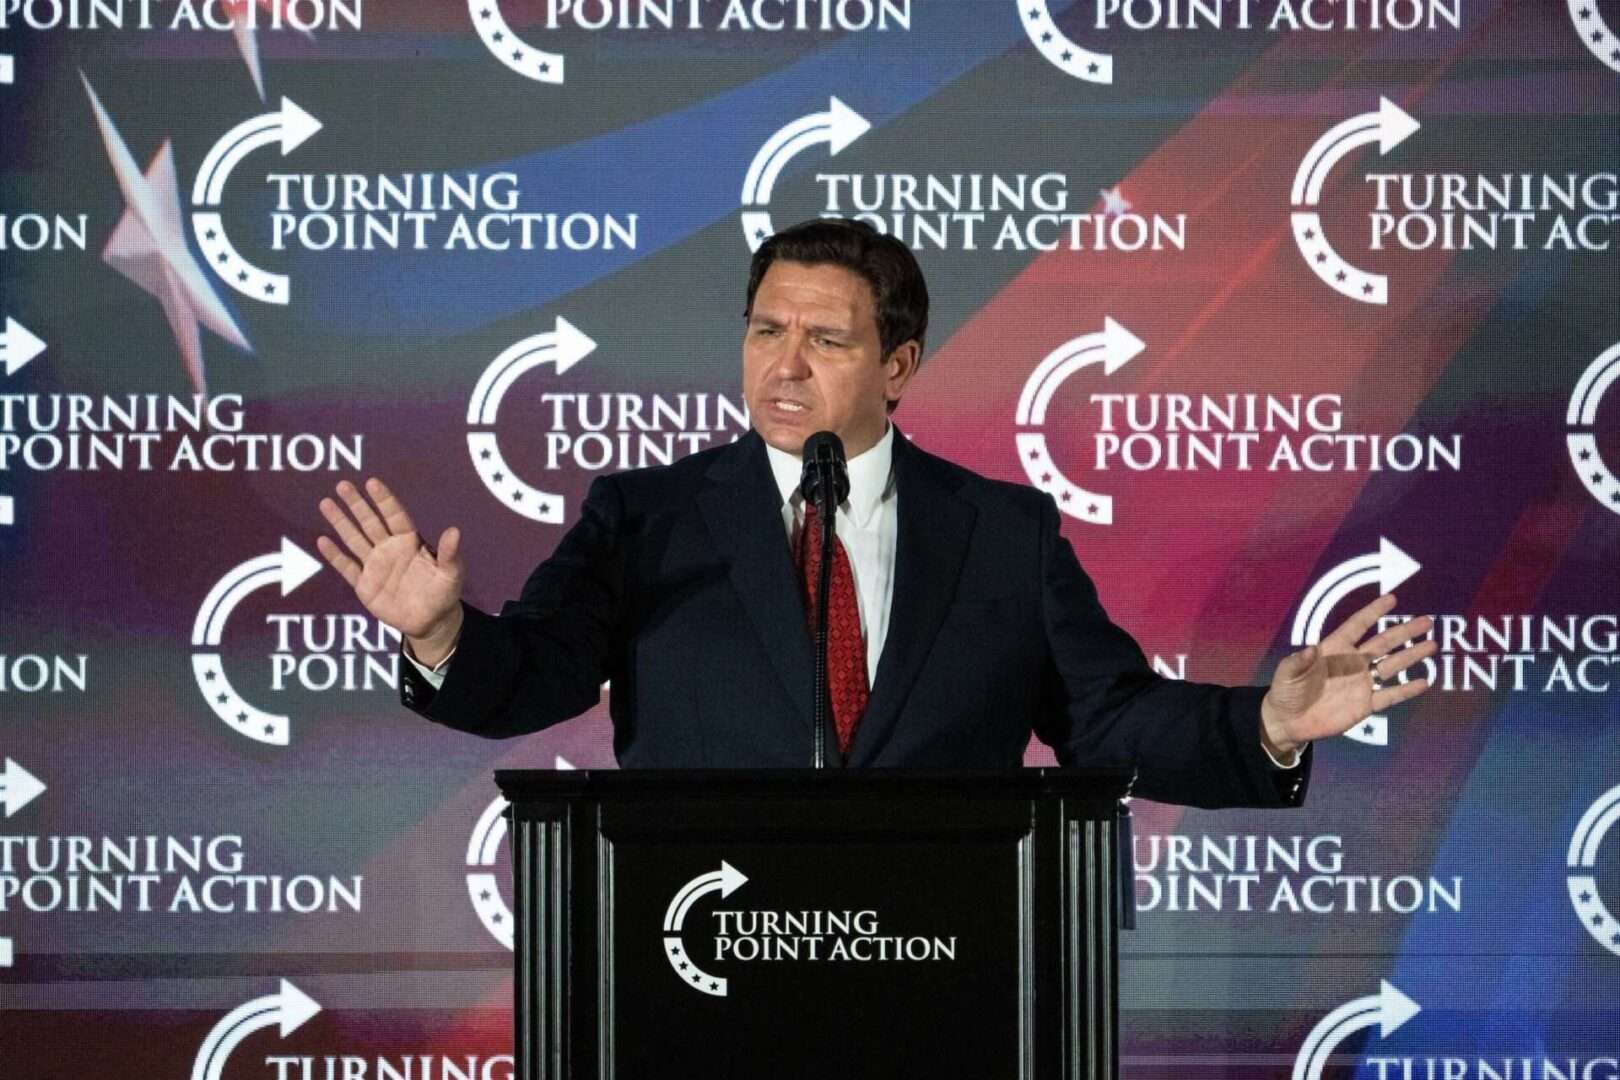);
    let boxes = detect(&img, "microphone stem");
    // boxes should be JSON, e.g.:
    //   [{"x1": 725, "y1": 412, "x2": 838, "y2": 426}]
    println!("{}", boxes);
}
[{"x1": 812, "y1": 484, "x2": 836, "y2": 769}]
